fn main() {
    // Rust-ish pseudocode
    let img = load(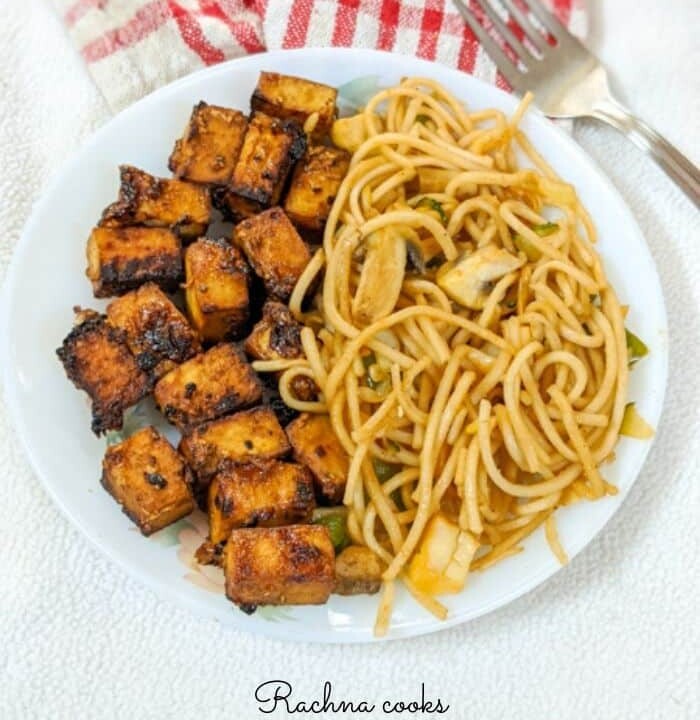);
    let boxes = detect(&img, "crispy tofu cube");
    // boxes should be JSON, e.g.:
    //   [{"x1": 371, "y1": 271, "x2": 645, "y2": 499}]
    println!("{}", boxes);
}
[
  {"x1": 179, "y1": 406, "x2": 290, "y2": 481},
  {"x1": 221, "y1": 112, "x2": 306, "y2": 219},
  {"x1": 86, "y1": 226, "x2": 183, "y2": 298},
  {"x1": 56, "y1": 311, "x2": 149, "y2": 435},
  {"x1": 286, "y1": 413, "x2": 349, "y2": 504},
  {"x1": 101, "y1": 427, "x2": 194, "y2": 535},
  {"x1": 195, "y1": 540, "x2": 224, "y2": 567},
  {"x1": 184, "y1": 237, "x2": 250, "y2": 342},
  {"x1": 251, "y1": 72, "x2": 337, "y2": 139},
  {"x1": 260, "y1": 380, "x2": 302, "y2": 428},
  {"x1": 154, "y1": 343, "x2": 262, "y2": 429},
  {"x1": 208, "y1": 460, "x2": 315, "y2": 543},
  {"x1": 100, "y1": 165, "x2": 211, "y2": 240},
  {"x1": 284, "y1": 145, "x2": 350, "y2": 235},
  {"x1": 233, "y1": 208, "x2": 310, "y2": 300},
  {"x1": 106, "y1": 282, "x2": 201, "y2": 379},
  {"x1": 169, "y1": 102, "x2": 247, "y2": 185},
  {"x1": 243, "y1": 301, "x2": 303, "y2": 360},
  {"x1": 334, "y1": 546, "x2": 383, "y2": 596},
  {"x1": 224, "y1": 525, "x2": 335, "y2": 609},
  {"x1": 243, "y1": 301, "x2": 318, "y2": 402}
]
